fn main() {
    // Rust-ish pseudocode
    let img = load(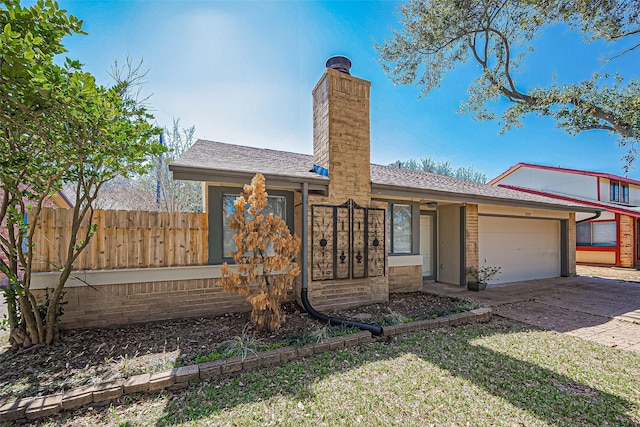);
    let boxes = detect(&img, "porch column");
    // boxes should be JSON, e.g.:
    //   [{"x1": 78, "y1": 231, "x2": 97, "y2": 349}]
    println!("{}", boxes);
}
[{"x1": 465, "y1": 204, "x2": 479, "y2": 282}]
